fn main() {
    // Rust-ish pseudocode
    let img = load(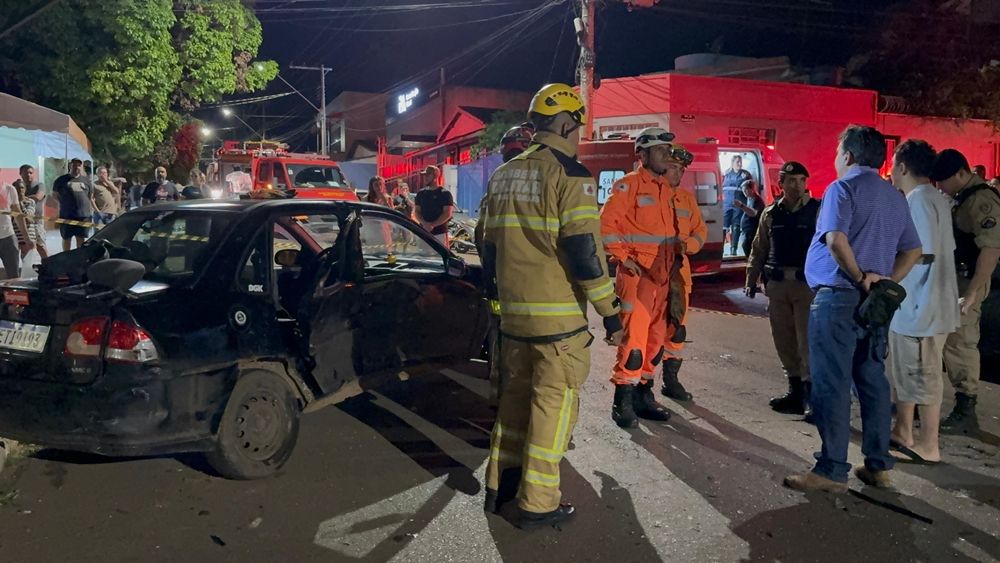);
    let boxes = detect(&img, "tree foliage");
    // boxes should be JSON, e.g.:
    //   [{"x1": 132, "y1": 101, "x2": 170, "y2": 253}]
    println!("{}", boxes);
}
[
  {"x1": 0, "y1": 0, "x2": 277, "y2": 170},
  {"x1": 849, "y1": 0, "x2": 1000, "y2": 125},
  {"x1": 470, "y1": 110, "x2": 528, "y2": 158}
]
